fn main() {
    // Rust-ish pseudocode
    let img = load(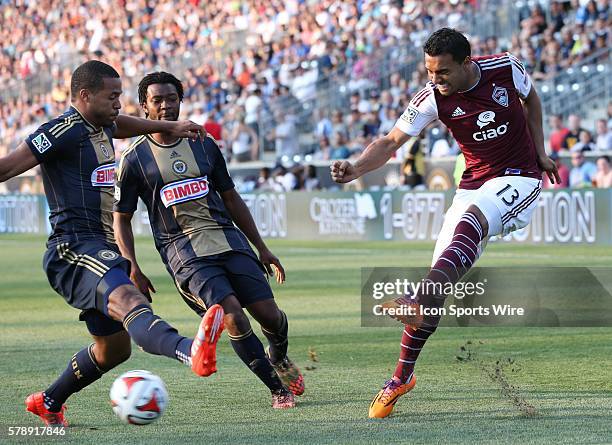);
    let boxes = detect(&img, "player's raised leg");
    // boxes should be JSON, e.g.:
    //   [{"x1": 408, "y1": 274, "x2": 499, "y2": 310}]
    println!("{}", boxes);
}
[
  {"x1": 221, "y1": 295, "x2": 295, "y2": 409},
  {"x1": 247, "y1": 300, "x2": 305, "y2": 396},
  {"x1": 107, "y1": 280, "x2": 224, "y2": 377}
]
